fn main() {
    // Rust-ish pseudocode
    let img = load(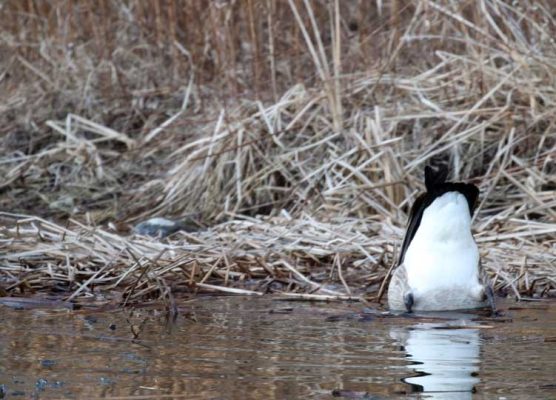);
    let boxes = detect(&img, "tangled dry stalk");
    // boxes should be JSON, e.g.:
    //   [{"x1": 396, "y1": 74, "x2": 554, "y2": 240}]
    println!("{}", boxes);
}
[{"x1": 1, "y1": 1, "x2": 555, "y2": 307}]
